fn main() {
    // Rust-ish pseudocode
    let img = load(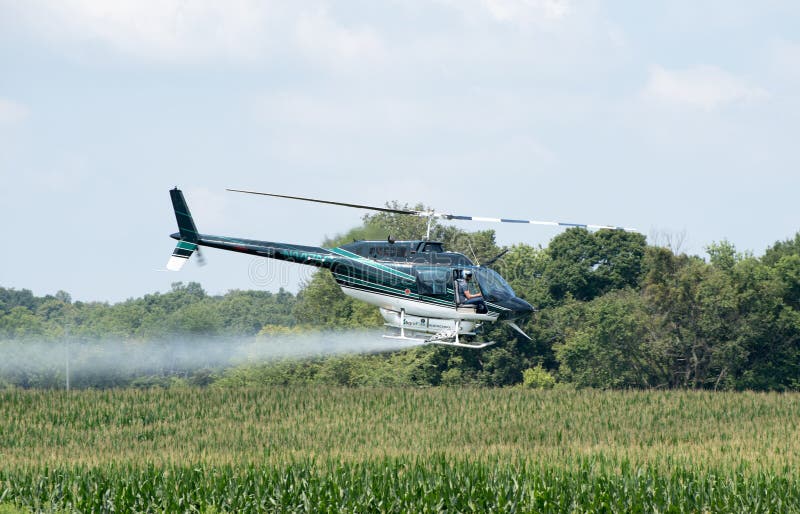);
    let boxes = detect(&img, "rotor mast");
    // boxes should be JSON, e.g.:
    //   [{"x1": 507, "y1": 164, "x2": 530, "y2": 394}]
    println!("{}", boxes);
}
[{"x1": 425, "y1": 212, "x2": 434, "y2": 240}]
